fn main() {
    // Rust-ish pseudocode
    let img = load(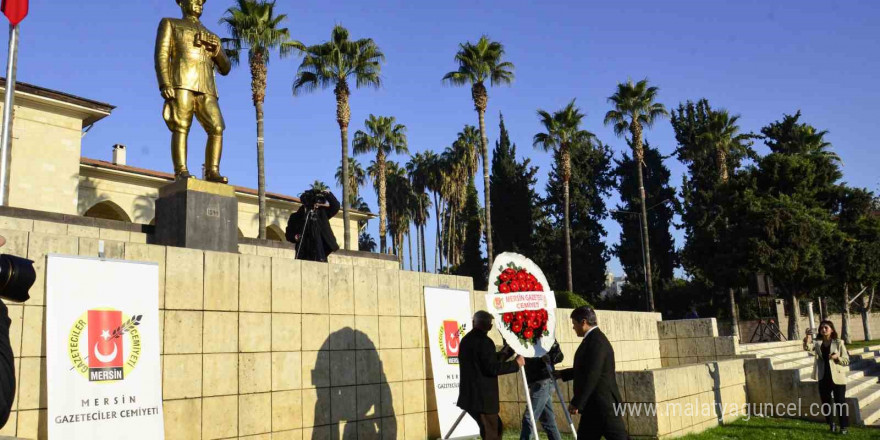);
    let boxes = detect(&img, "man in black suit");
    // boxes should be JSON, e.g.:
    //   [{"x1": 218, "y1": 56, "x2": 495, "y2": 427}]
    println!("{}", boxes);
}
[
  {"x1": 457, "y1": 311, "x2": 525, "y2": 440},
  {"x1": 554, "y1": 306, "x2": 627, "y2": 440}
]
